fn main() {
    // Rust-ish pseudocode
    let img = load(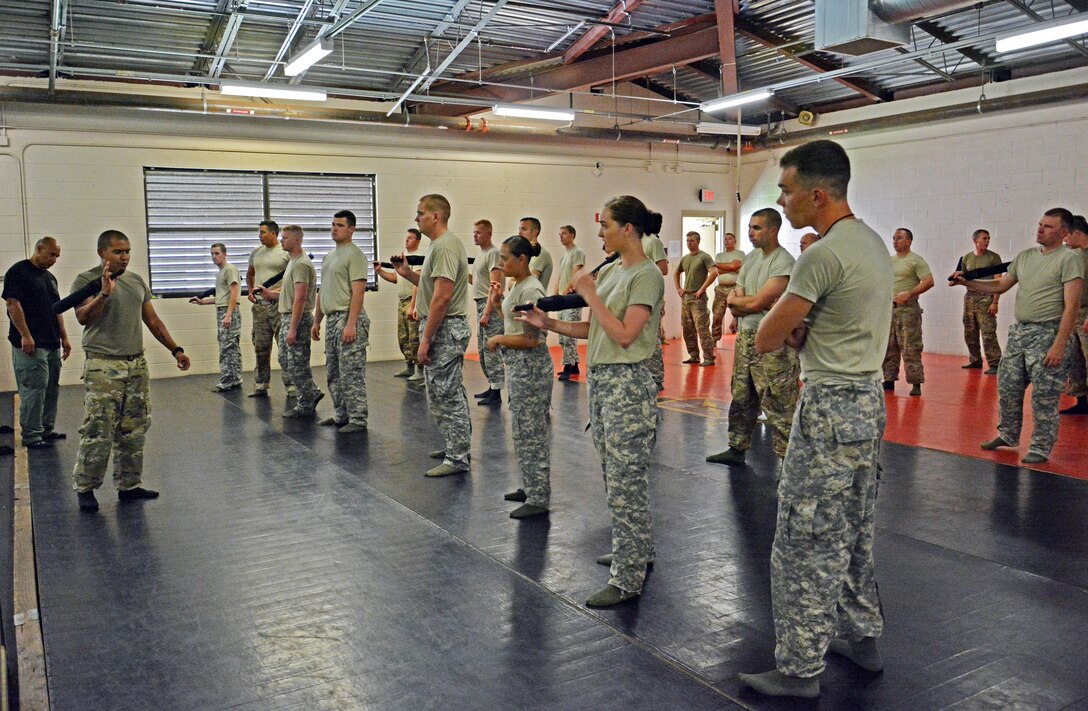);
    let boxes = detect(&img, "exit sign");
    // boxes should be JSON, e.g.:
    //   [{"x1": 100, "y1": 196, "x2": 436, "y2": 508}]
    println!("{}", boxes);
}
[{"x1": 700, "y1": 189, "x2": 715, "y2": 203}]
